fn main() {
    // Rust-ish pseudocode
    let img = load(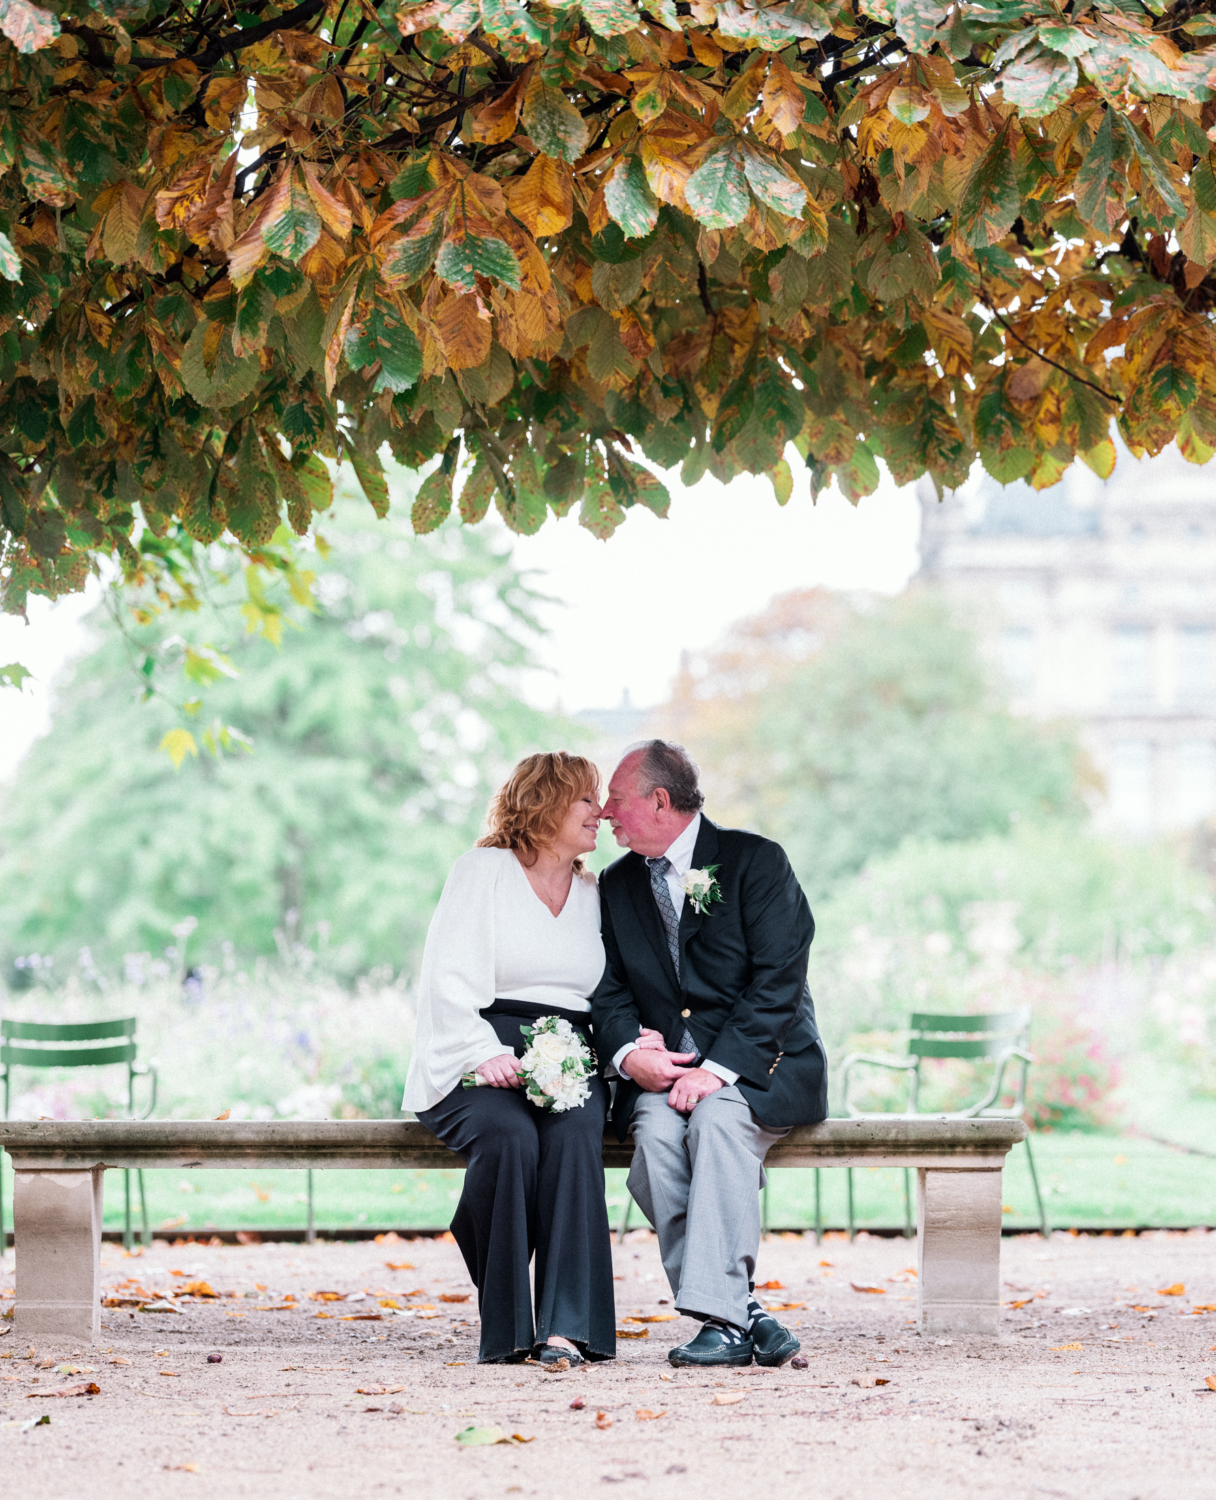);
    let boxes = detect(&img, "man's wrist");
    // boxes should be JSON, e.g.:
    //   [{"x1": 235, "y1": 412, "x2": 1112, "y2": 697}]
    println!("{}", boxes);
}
[
  {"x1": 612, "y1": 1041, "x2": 640, "y2": 1080},
  {"x1": 701, "y1": 1059, "x2": 739, "y2": 1087}
]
